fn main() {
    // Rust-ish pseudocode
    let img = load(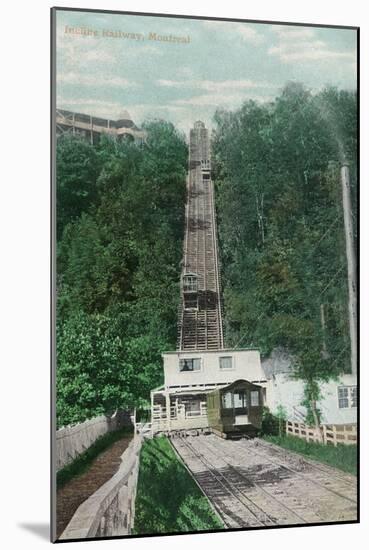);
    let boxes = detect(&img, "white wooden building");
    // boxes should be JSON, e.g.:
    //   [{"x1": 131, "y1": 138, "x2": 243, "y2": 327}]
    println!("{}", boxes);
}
[
  {"x1": 150, "y1": 348, "x2": 266, "y2": 433},
  {"x1": 150, "y1": 347, "x2": 357, "y2": 434},
  {"x1": 265, "y1": 372, "x2": 357, "y2": 425}
]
